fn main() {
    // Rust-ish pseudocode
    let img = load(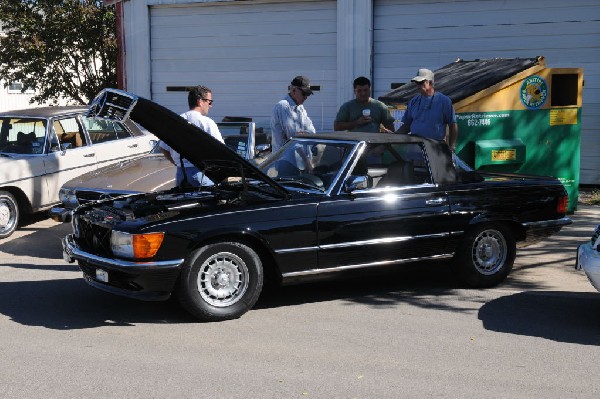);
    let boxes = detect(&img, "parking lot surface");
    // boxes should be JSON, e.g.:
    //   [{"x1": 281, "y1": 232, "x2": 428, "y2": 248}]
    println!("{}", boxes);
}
[{"x1": 0, "y1": 206, "x2": 598, "y2": 398}]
